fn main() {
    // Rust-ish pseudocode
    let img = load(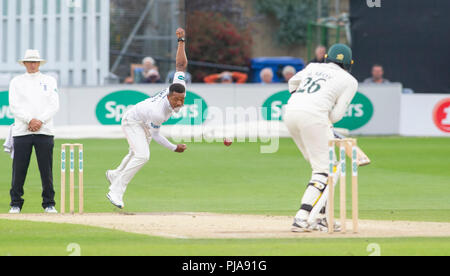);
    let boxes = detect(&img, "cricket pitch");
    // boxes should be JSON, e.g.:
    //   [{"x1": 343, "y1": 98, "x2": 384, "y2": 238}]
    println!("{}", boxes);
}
[{"x1": 1, "y1": 212, "x2": 450, "y2": 239}]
